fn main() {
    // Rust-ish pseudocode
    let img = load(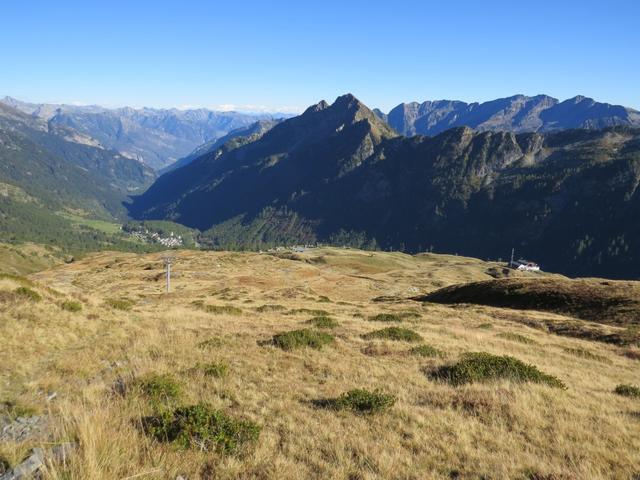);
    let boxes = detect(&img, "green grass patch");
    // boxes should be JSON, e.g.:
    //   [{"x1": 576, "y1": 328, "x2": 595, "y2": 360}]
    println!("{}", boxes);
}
[
  {"x1": 255, "y1": 304, "x2": 287, "y2": 313},
  {"x1": 61, "y1": 300, "x2": 82, "y2": 312},
  {"x1": 614, "y1": 384, "x2": 640, "y2": 398},
  {"x1": 562, "y1": 347, "x2": 611, "y2": 363},
  {"x1": 368, "y1": 313, "x2": 402, "y2": 322},
  {"x1": 362, "y1": 327, "x2": 422, "y2": 342},
  {"x1": 272, "y1": 329, "x2": 334, "y2": 350},
  {"x1": 431, "y1": 352, "x2": 566, "y2": 389},
  {"x1": 13, "y1": 286, "x2": 41, "y2": 302},
  {"x1": 0, "y1": 273, "x2": 34, "y2": 287},
  {"x1": 199, "y1": 362, "x2": 229, "y2": 378},
  {"x1": 1, "y1": 400, "x2": 38, "y2": 419},
  {"x1": 409, "y1": 344, "x2": 444, "y2": 357},
  {"x1": 314, "y1": 389, "x2": 396, "y2": 414},
  {"x1": 204, "y1": 305, "x2": 242, "y2": 315},
  {"x1": 476, "y1": 323, "x2": 494, "y2": 329},
  {"x1": 305, "y1": 316, "x2": 339, "y2": 329},
  {"x1": 105, "y1": 298, "x2": 133, "y2": 311},
  {"x1": 137, "y1": 373, "x2": 182, "y2": 406},
  {"x1": 287, "y1": 308, "x2": 330, "y2": 316},
  {"x1": 496, "y1": 332, "x2": 537, "y2": 345},
  {"x1": 142, "y1": 403, "x2": 261, "y2": 453}
]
